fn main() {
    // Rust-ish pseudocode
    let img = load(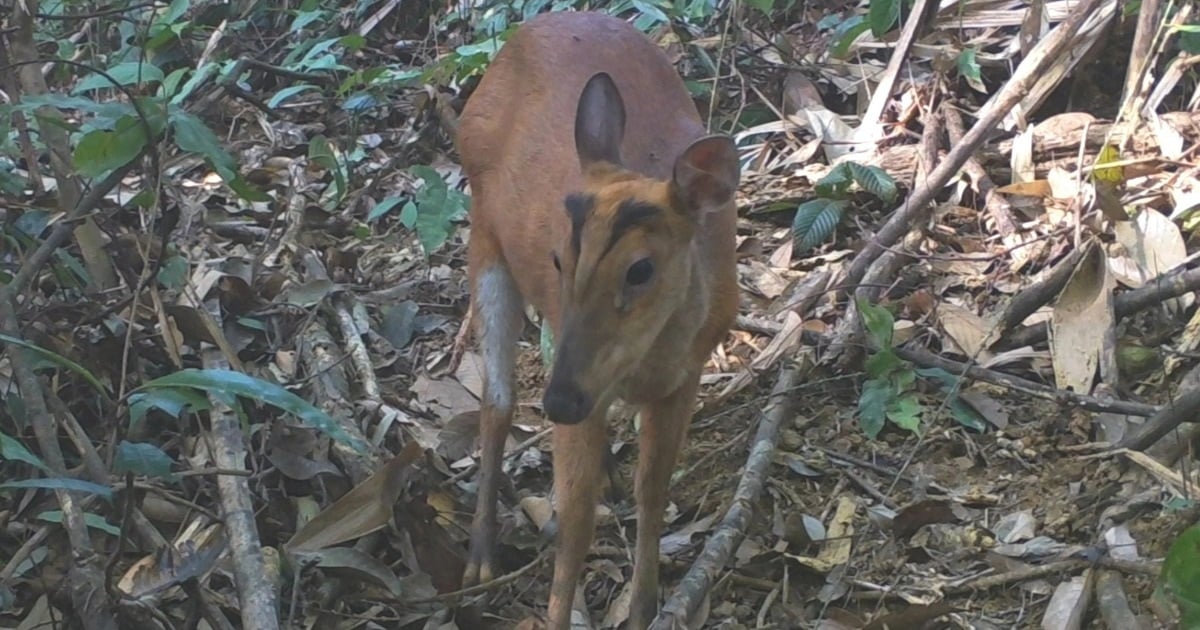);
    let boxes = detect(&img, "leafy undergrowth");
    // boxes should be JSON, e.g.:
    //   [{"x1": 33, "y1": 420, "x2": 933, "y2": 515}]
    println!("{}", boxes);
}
[{"x1": 3, "y1": 0, "x2": 1200, "y2": 628}]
